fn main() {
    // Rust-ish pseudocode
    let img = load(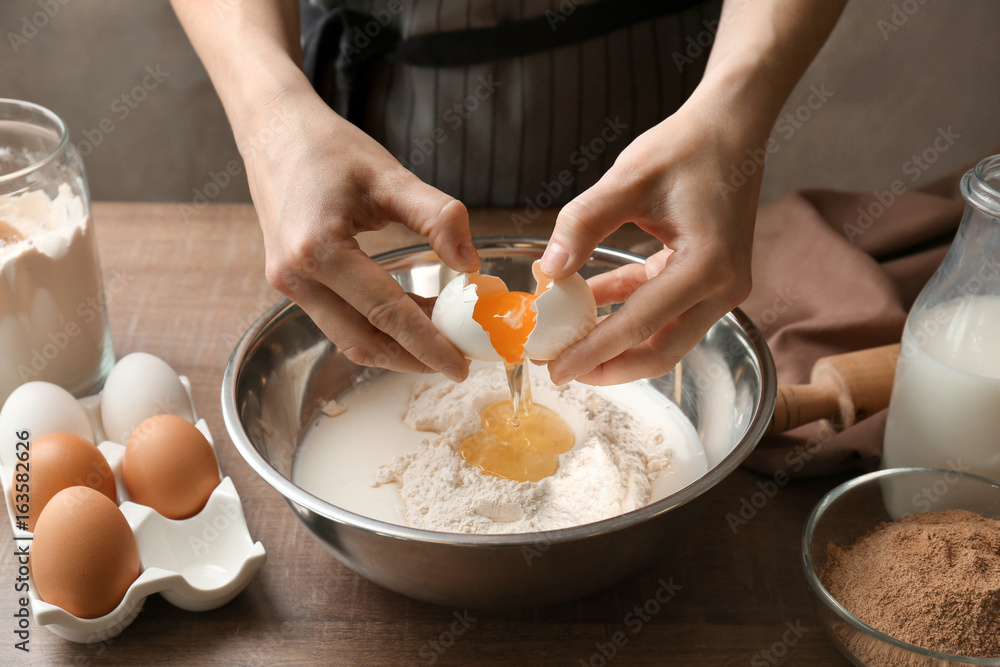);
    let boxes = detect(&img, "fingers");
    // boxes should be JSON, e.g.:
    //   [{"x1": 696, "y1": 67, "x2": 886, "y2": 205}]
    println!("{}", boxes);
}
[
  {"x1": 572, "y1": 300, "x2": 723, "y2": 386},
  {"x1": 313, "y1": 240, "x2": 470, "y2": 381},
  {"x1": 384, "y1": 176, "x2": 480, "y2": 273},
  {"x1": 587, "y1": 264, "x2": 649, "y2": 308},
  {"x1": 548, "y1": 253, "x2": 710, "y2": 384},
  {"x1": 292, "y1": 279, "x2": 435, "y2": 374},
  {"x1": 540, "y1": 175, "x2": 635, "y2": 279},
  {"x1": 587, "y1": 246, "x2": 675, "y2": 306}
]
